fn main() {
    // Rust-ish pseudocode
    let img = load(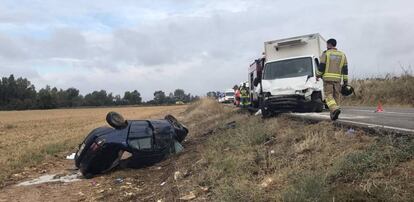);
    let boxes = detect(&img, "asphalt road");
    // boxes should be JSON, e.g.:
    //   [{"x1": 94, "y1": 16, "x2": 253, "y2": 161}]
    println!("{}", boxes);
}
[{"x1": 288, "y1": 106, "x2": 414, "y2": 135}]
